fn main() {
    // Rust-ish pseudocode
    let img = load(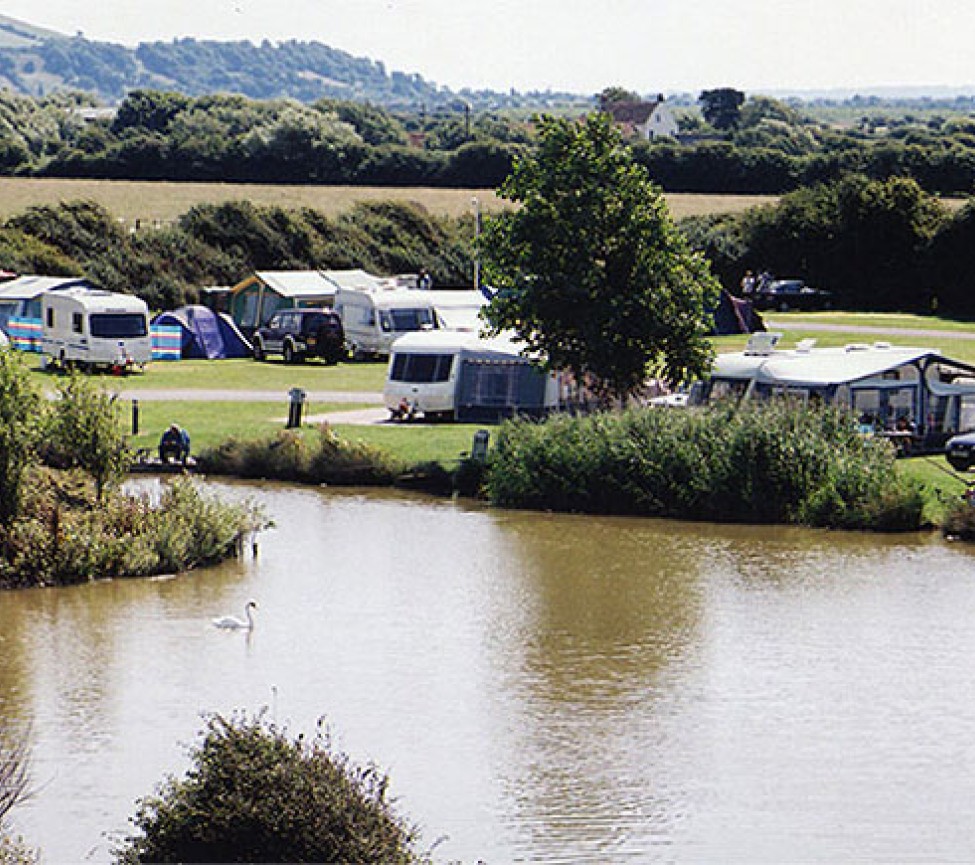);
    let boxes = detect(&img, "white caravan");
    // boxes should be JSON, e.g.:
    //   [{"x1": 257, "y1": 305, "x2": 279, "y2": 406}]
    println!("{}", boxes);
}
[
  {"x1": 333, "y1": 286, "x2": 437, "y2": 358},
  {"x1": 384, "y1": 330, "x2": 568, "y2": 422},
  {"x1": 41, "y1": 286, "x2": 151, "y2": 370}
]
